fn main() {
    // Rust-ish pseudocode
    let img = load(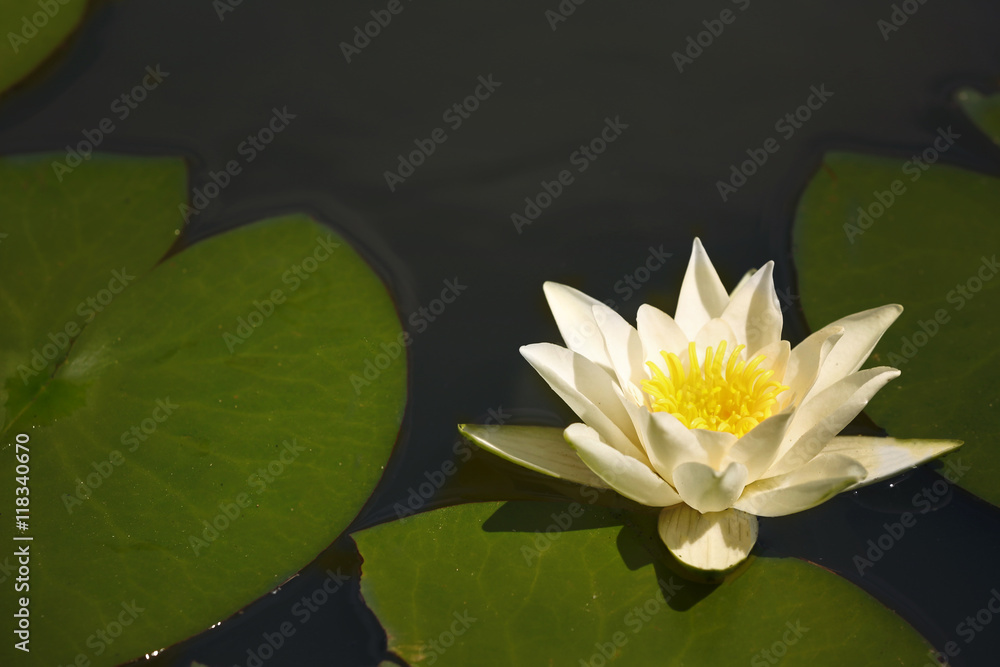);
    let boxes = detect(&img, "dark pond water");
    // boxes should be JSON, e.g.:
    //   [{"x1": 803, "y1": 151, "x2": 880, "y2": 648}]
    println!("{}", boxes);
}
[{"x1": 3, "y1": 0, "x2": 1000, "y2": 665}]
